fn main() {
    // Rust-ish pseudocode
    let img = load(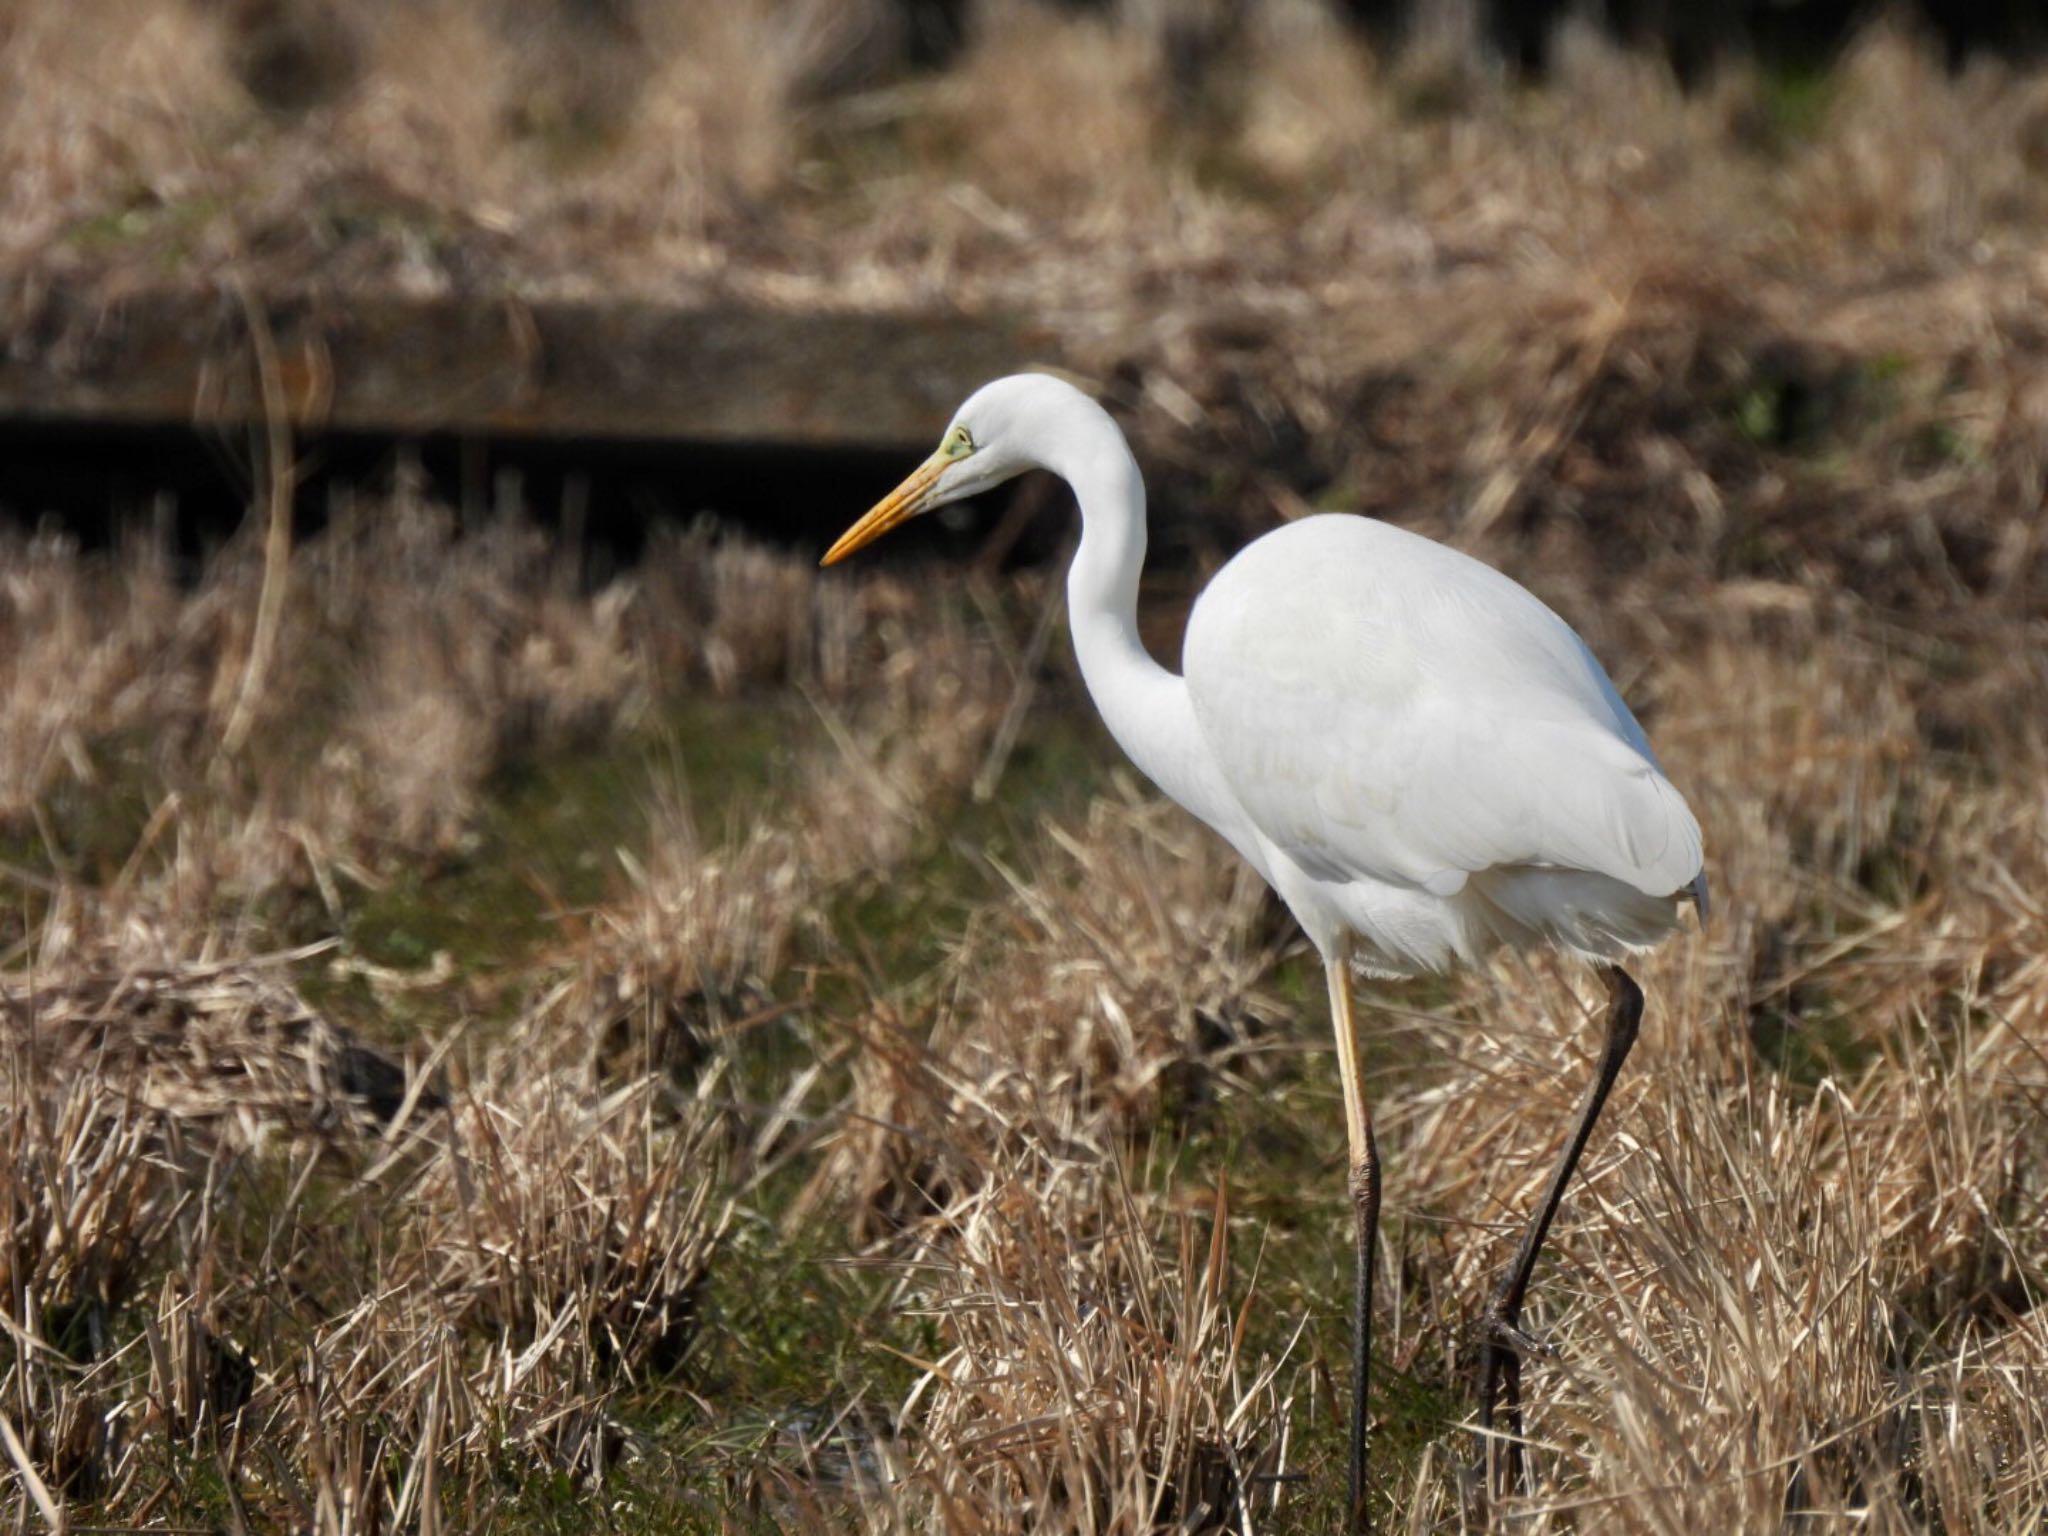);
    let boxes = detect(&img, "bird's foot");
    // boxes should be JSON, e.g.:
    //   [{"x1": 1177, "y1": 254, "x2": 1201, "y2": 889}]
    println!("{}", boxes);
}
[{"x1": 1483, "y1": 1311, "x2": 1553, "y2": 1360}]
